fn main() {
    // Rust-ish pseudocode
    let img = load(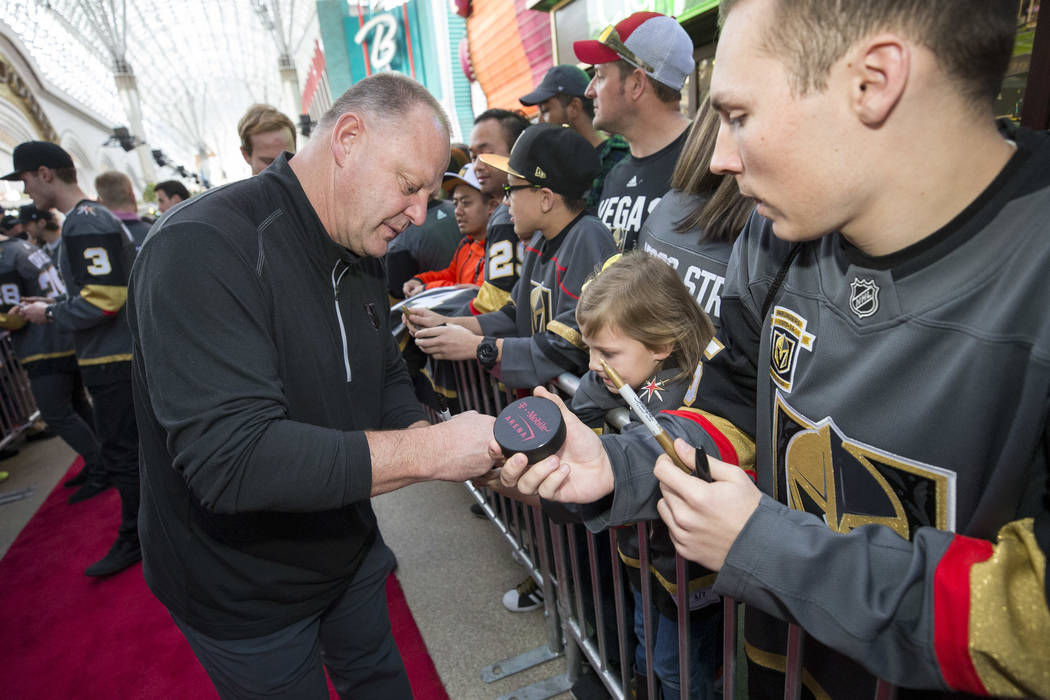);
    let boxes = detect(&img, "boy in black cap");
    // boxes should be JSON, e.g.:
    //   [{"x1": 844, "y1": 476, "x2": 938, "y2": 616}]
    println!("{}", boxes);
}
[
  {"x1": 407, "y1": 123, "x2": 617, "y2": 390},
  {"x1": 0, "y1": 214, "x2": 24, "y2": 239},
  {"x1": 4, "y1": 140, "x2": 141, "y2": 578},
  {"x1": 519, "y1": 65, "x2": 629, "y2": 212}
]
